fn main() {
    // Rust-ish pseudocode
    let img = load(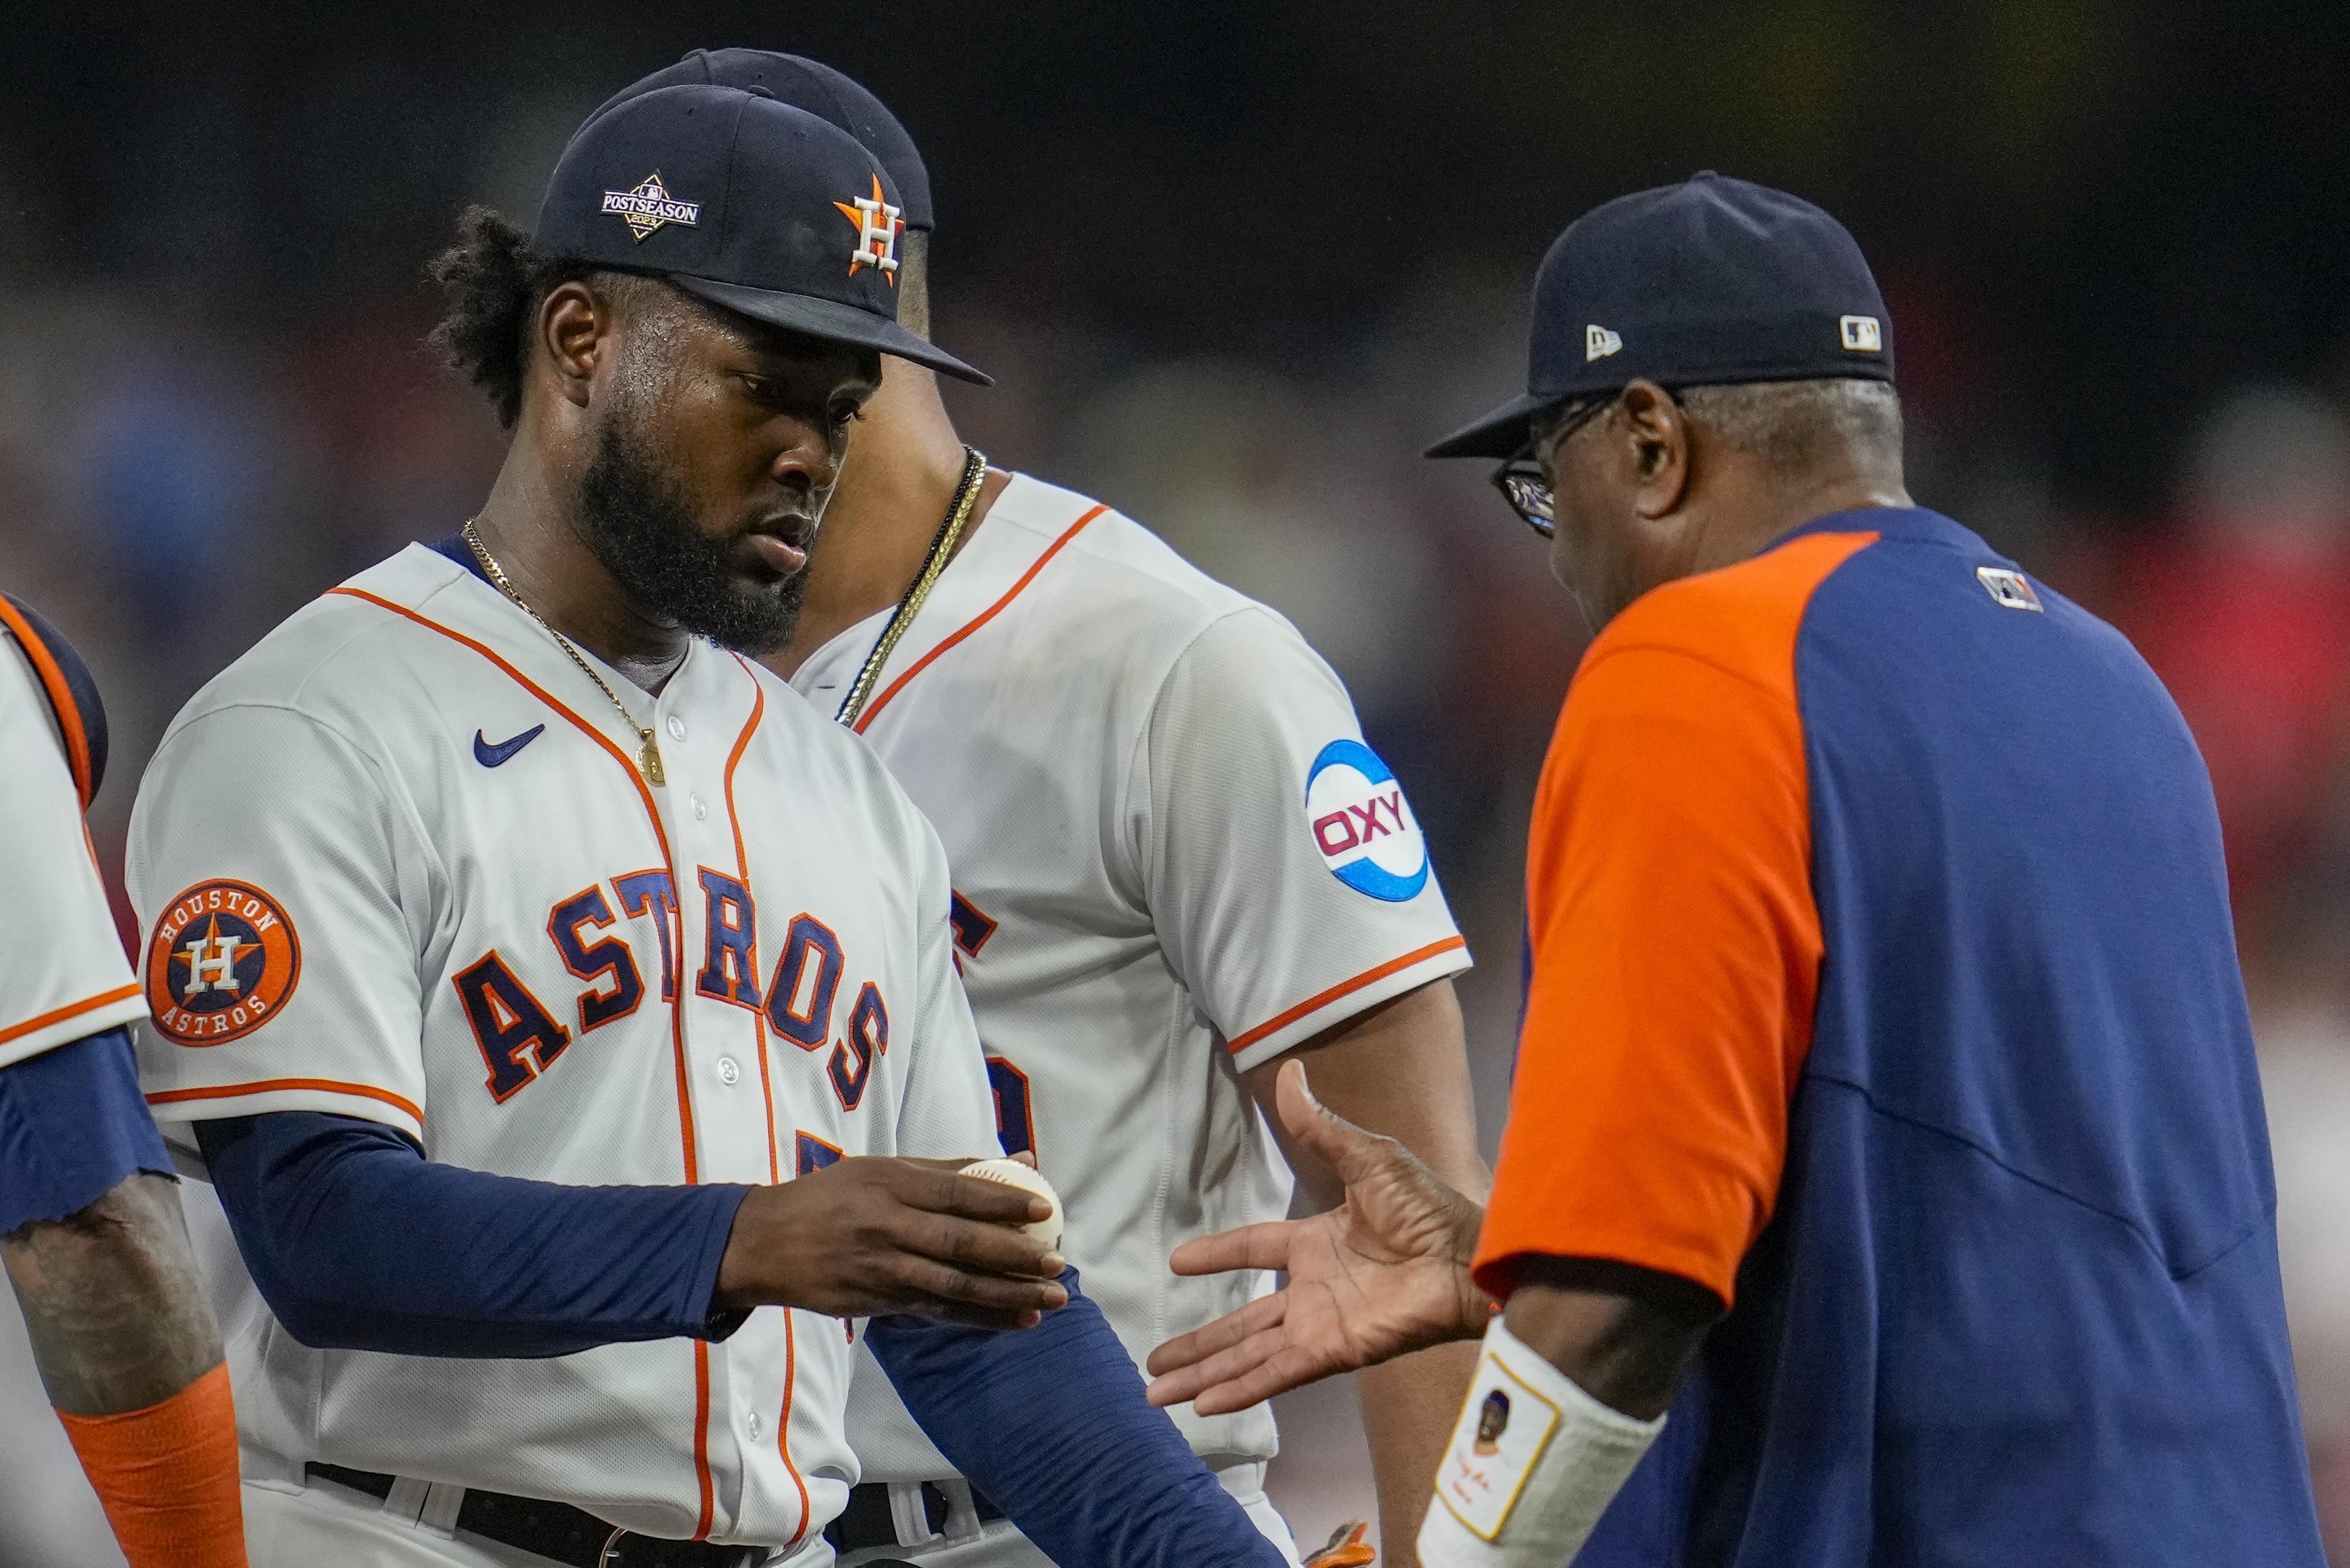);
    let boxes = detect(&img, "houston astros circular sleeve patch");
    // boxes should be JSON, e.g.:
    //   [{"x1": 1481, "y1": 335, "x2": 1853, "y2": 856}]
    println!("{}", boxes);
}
[{"x1": 144, "y1": 880, "x2": 303, "y2": 1045}]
